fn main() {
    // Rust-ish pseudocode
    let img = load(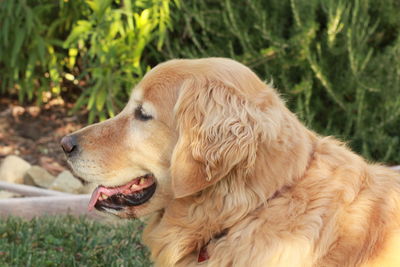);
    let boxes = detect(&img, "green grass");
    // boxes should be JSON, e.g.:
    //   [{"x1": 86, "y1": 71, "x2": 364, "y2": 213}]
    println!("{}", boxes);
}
[{"x1": 0, "y1": 216, "x2": 151, "y2": 267}]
